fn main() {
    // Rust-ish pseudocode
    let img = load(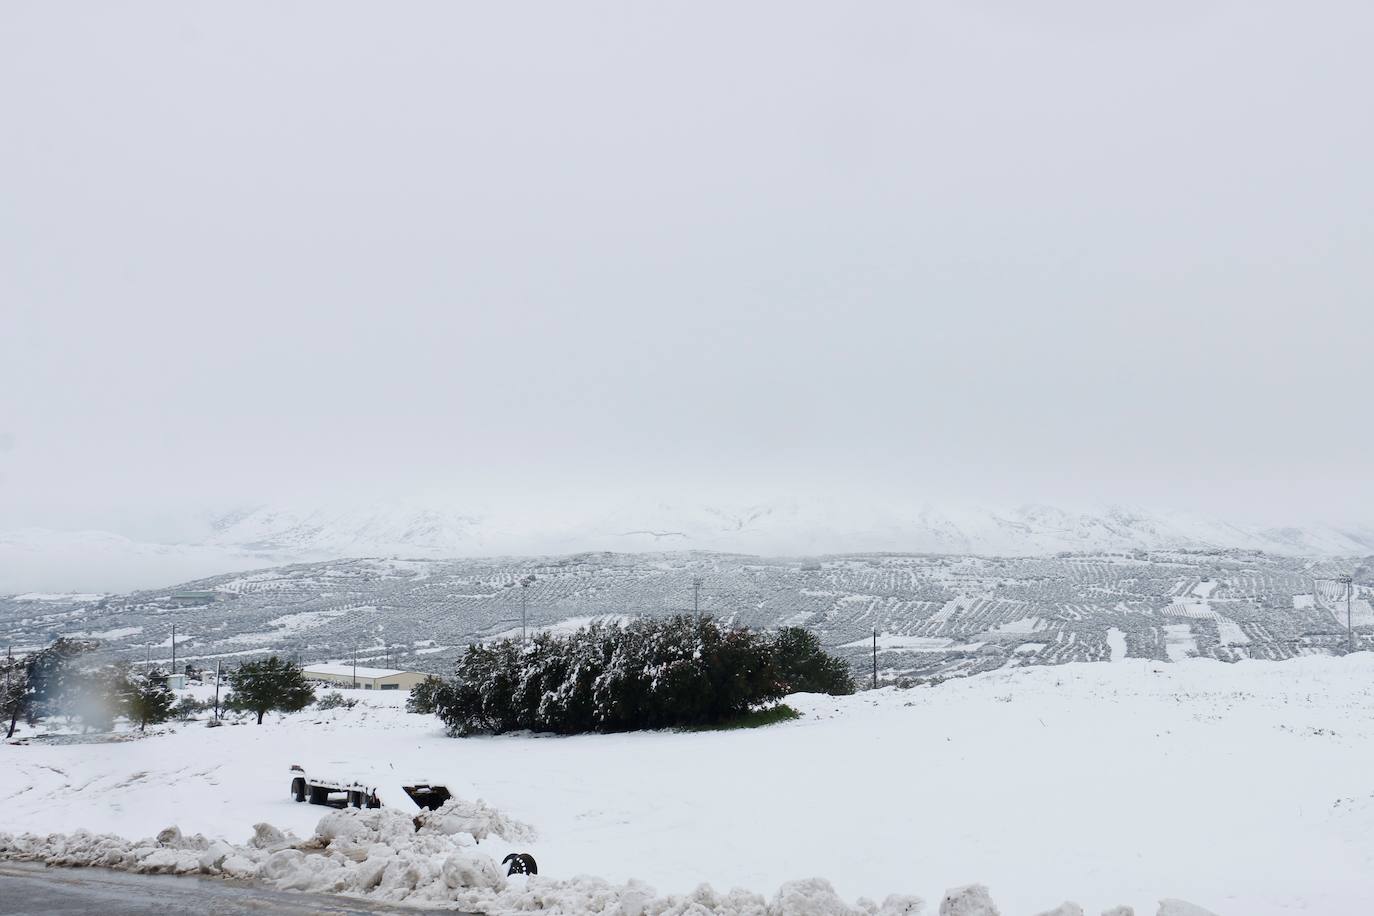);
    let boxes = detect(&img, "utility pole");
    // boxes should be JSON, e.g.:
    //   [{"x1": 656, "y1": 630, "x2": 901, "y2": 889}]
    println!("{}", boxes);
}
[
  {"x1": 693, "y1": 577, "x2": 703, "y2": 619},
  {"x1": 872, "y1": 627, "x2": 878, "y2": 690},
  {"x1": 352, "y1": 645, "x2": 358, "y2": 688},
  {"x1": 213, "y1": 660, "x2": 221, "y2": 721},
  {"x1": 171, "y1": 624, "x2": 176, "y2": 675},
  {"x1": 1339, "y1": 574, "x2": 1355, "y2": 653},
  {"x1": 3, "y1": 647, "x2": 12, "y2": 740},
  {"x1": 519, "y1": 574, "x2": 536, "y2": 645}
]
